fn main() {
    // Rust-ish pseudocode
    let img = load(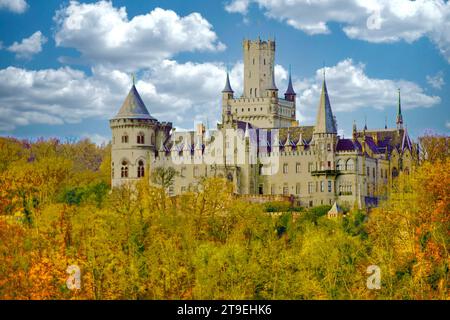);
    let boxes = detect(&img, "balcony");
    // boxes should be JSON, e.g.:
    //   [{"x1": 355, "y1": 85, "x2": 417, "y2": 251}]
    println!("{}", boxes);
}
[{"x1": 310, "y1": 169, "x2": 340, "y2": 177}]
